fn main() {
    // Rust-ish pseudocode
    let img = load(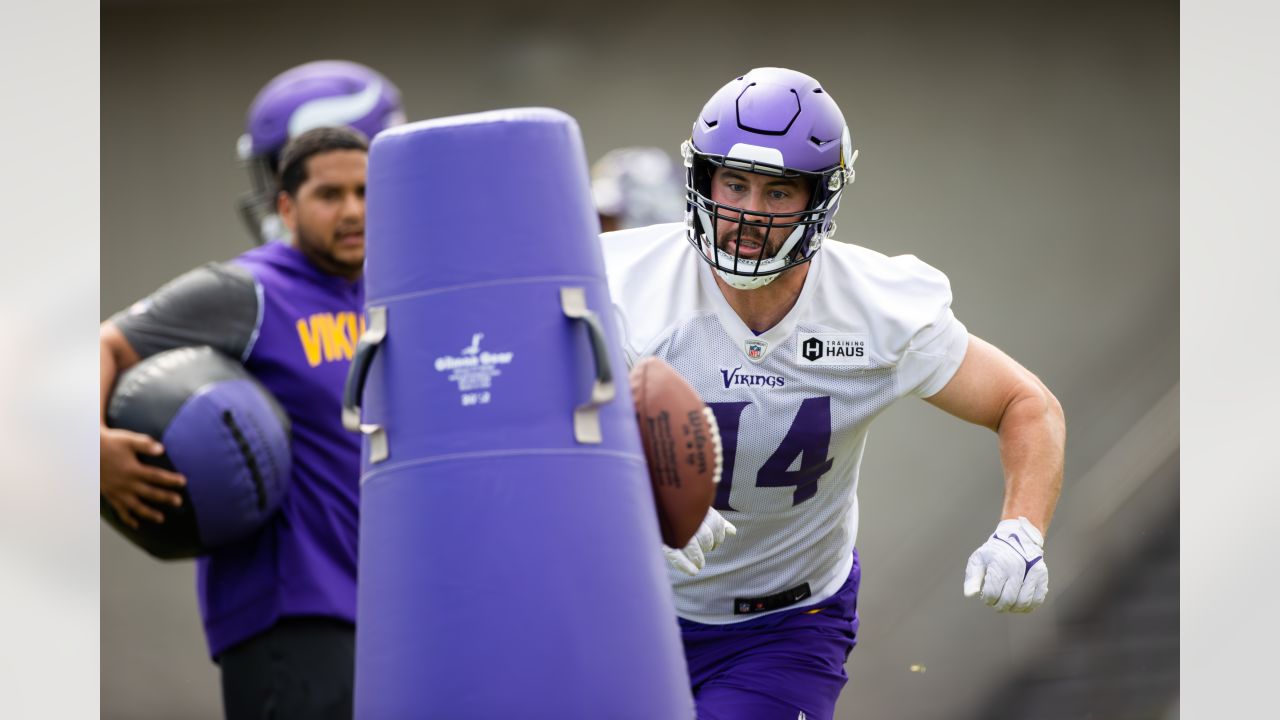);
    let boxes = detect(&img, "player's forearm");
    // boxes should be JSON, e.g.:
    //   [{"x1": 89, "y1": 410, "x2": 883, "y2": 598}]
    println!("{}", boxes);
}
[{"x1": 995, "y1": 382, "x2": 1065, "y2": 533}]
